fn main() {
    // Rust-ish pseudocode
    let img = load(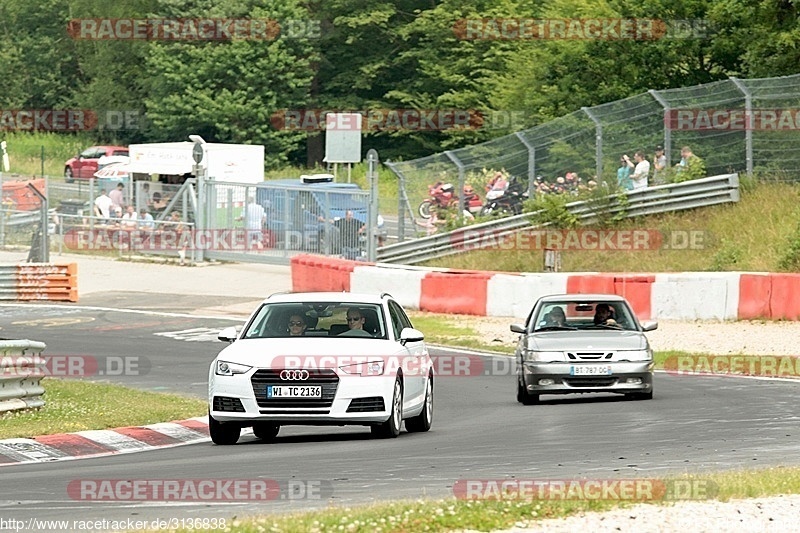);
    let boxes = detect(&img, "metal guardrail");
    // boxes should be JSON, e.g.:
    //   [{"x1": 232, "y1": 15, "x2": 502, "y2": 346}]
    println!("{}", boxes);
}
[
  {"x1": 0, "y1": 339, "x2": 46, "y2": 413},
  {"x1": 377, "y1": 173, "x2": 740, "y2": 264}
]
